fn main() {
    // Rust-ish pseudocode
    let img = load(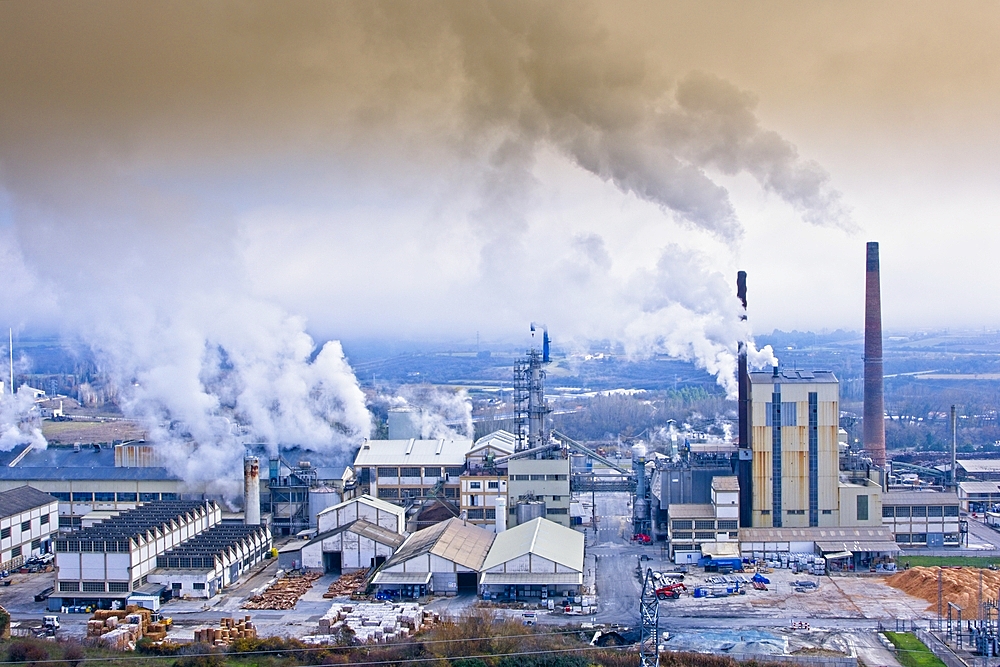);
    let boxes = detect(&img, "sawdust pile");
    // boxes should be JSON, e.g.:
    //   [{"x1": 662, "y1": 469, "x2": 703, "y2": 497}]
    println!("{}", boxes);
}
[{"x1": 886, "y1": 567, "x2": 1000, "y2": 613}]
